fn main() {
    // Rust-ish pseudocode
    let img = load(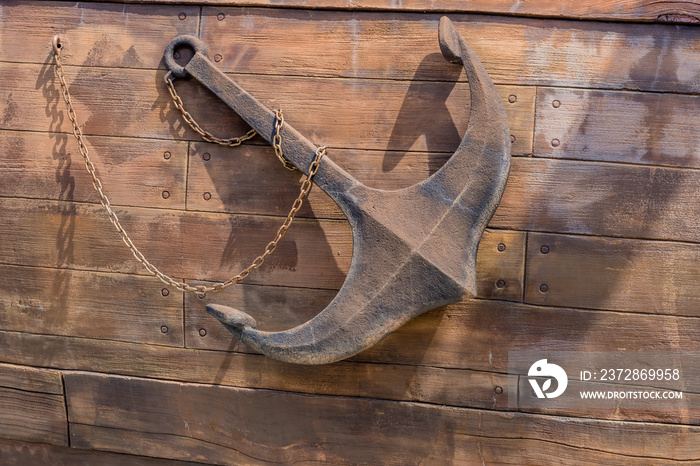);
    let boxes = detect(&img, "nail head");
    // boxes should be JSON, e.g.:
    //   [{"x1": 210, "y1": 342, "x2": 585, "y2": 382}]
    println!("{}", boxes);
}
[
  {"x1": 494, "y1": 386, "x2": 503, "y2": 394},
  {"x1": 540, "y1": 245, "x2": 550, "y2": 254},
  {"x1": 552, "y1": 100, "x2": 561, "y2": 108},
  {"x1": 199, "y1": 328, "x2": 207, "y2": 337},
  {"x1": 161, "y1": 325, "x2": 169, "y2": 333},
  {"x1": 162, "y1": 190, "x2": 170, "y2": 199},
  {"x1": 508, "y1": 94, "x2": 517, "y2": 103},
  {"x1": 178, "y1": 12, "x2": 187, "y2": 20},
  {"x1": 202, "y1": 152, "x2": 211, "y2": 161},
  {"x1": 163, "y1": 151, "x2": 171, "y2": 160},
  {"x1": 161, "y1": 288, "x2": 169, "y2": 296},
  {"x1": 203, "y1": 192, "x2": 212, "y2": 201},
  {"x1": 496, "y1": 279, "x2": 506, "y2": 289},
  {"x1": 540, "y1": 284, "x2": 549, "y2": 293},
  {"x1": 217, "y1": 13, "x2": 225, "y2": 21},
  {"x1": 214, "y1": 54, "x2": 222, "y2": 63},
  {"x1": 497, "y1": 243, "x2": 506, "y2": 252},
  {"x1": 551, "y1": 138, "x2": 560, "y2": 147}
]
